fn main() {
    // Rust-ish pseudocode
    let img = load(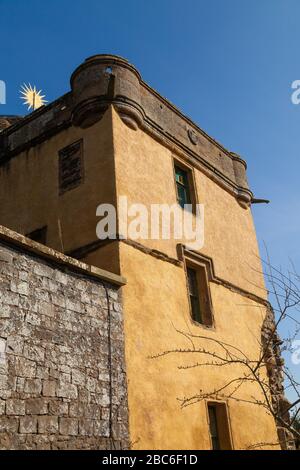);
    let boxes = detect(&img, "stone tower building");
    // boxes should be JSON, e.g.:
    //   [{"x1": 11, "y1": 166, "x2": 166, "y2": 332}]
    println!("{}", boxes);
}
[{"x1": 0, "y1": 55, "x2": 283, "y2": 449}]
